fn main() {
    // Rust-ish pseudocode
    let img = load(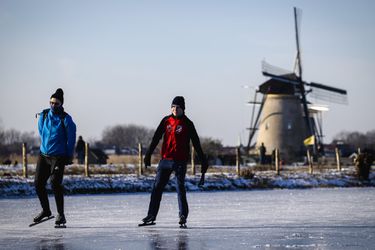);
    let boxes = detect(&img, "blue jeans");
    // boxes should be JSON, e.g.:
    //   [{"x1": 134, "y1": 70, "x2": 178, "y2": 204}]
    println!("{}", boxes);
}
[{"x1": 147, "y1": 159, "x2": 188, "y2": 219}]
